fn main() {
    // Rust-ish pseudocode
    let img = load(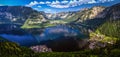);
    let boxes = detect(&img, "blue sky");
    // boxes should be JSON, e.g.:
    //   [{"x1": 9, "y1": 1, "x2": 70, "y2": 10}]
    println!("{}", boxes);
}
[{"x1": 0, "y1": 0, "x2": 120, "y2": 13}]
